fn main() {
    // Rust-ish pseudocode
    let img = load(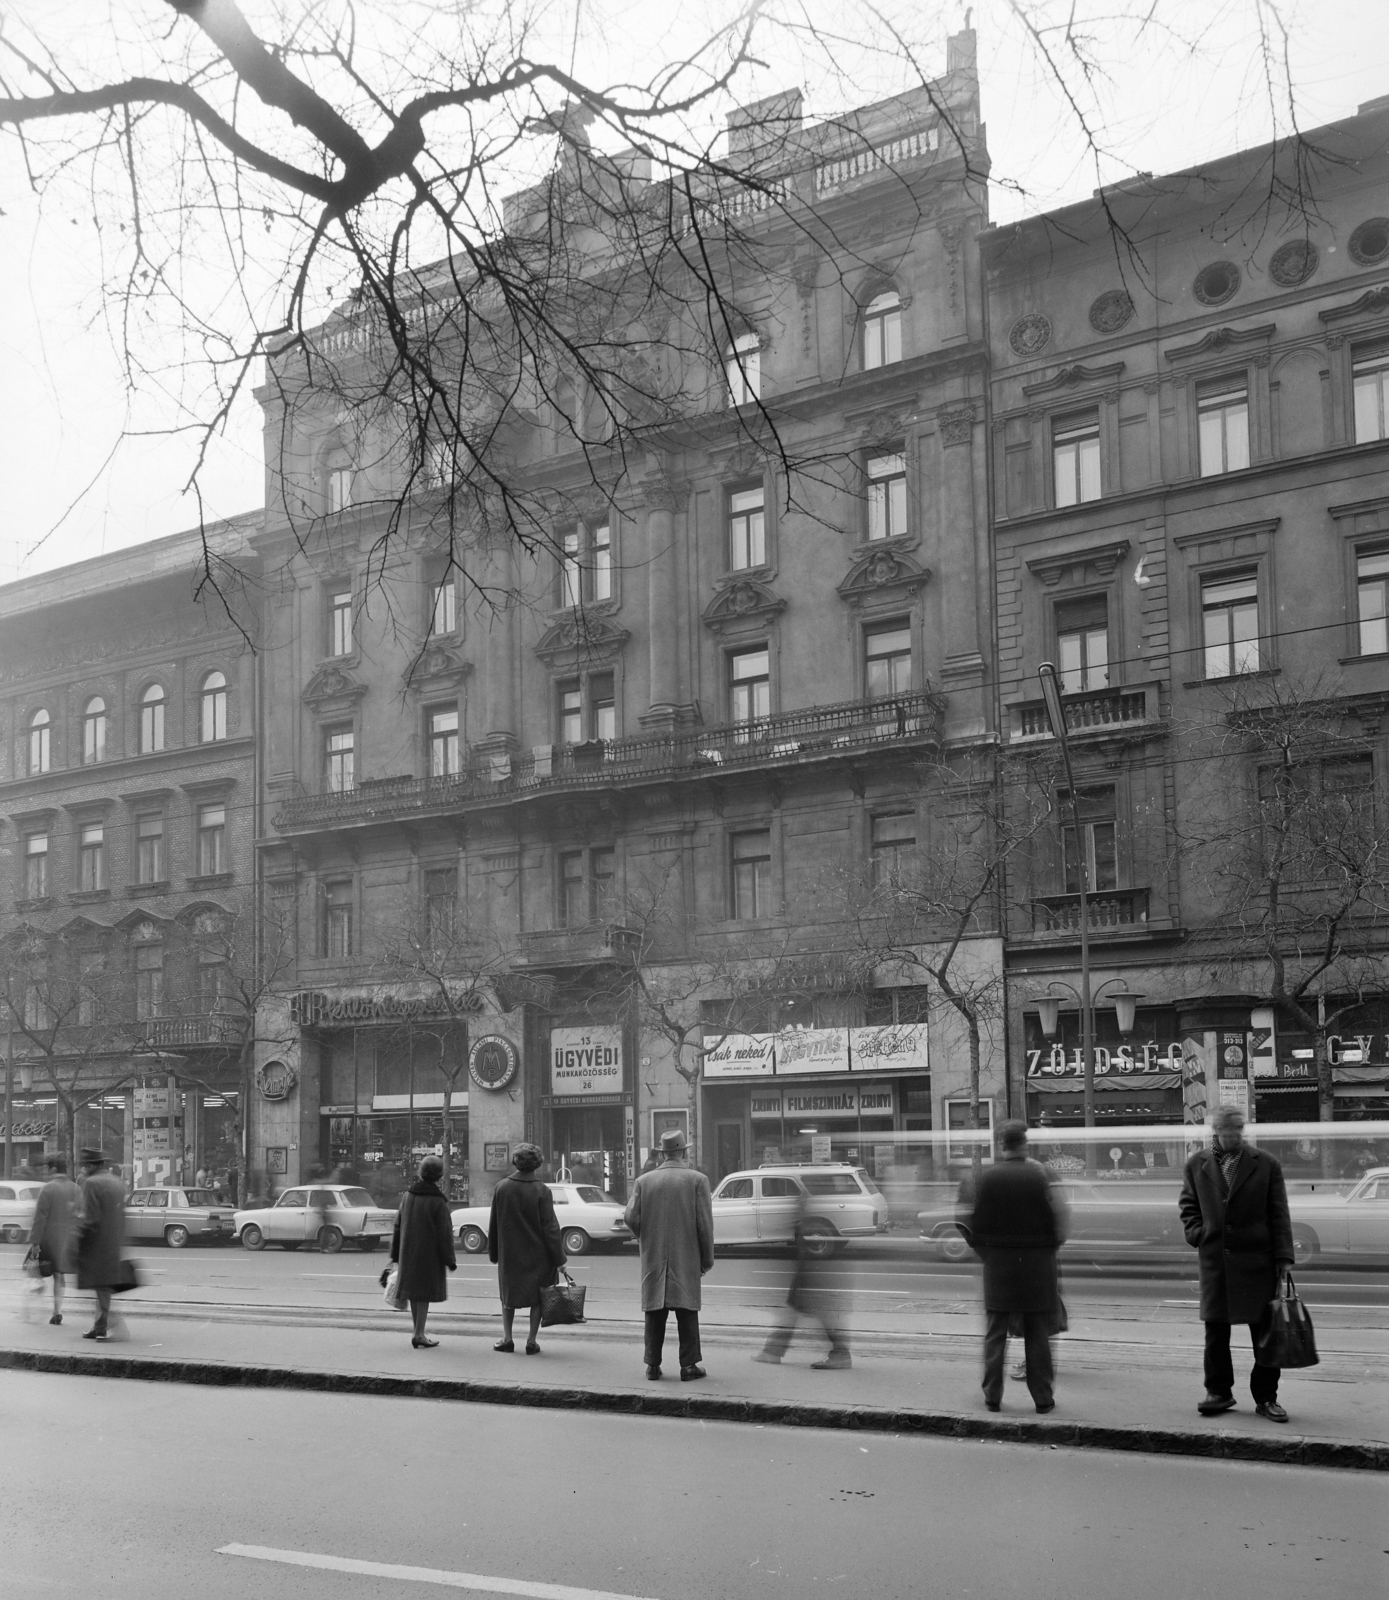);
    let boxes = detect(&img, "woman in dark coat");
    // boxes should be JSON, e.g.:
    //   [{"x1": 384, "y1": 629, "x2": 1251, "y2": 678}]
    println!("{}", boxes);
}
[
  {"x1": 388, "y1": 1156, "x2": 457, "y2": 1349},
  {"x1": 487, "y1": 1143, "x2": 565, "y2": 1353}
]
